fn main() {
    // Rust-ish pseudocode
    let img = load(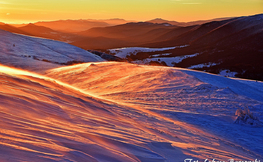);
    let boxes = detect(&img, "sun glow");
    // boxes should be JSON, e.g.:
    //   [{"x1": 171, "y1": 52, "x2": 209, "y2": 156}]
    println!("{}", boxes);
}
[{"x1": 0, "y1": 0, "x2": 262, "y2": 24}]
